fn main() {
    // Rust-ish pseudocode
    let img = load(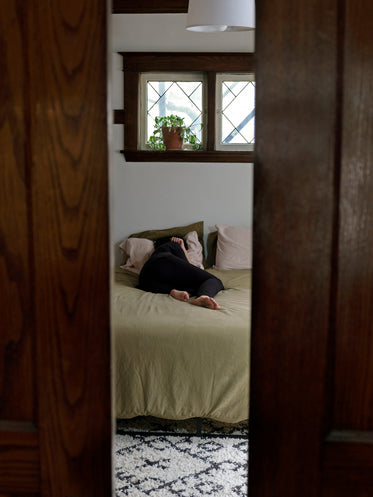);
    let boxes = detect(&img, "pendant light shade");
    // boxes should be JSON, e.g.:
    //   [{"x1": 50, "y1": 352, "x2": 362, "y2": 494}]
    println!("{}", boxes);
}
[{"x1": 186, "y1": 0, "x2": 255, "y2": 32}]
